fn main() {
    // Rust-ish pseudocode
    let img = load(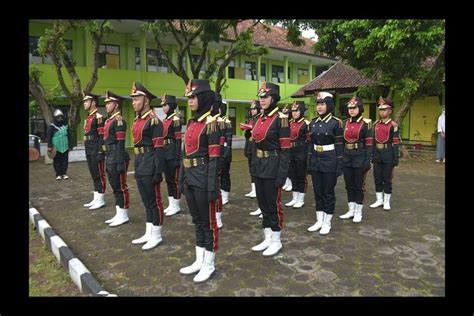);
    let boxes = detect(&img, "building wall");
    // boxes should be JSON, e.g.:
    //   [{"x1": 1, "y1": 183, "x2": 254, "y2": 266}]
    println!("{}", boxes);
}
[{"x1": 29, "y1": 21, "x2": 321, "y2": 147}]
